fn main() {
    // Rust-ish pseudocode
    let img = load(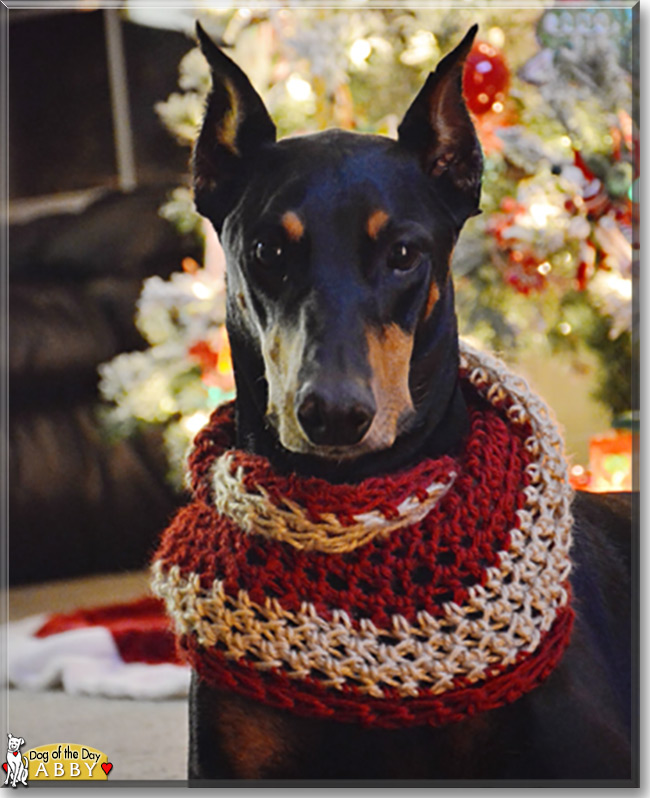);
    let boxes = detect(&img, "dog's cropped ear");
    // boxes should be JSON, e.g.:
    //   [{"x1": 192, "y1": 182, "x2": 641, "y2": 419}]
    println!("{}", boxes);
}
[
  {"x1": 397, "y1": 25, "x2": 482, "y2": 227},
  {"x1": 193, "y1": 22, "x2": 276, "y2": 232}
]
